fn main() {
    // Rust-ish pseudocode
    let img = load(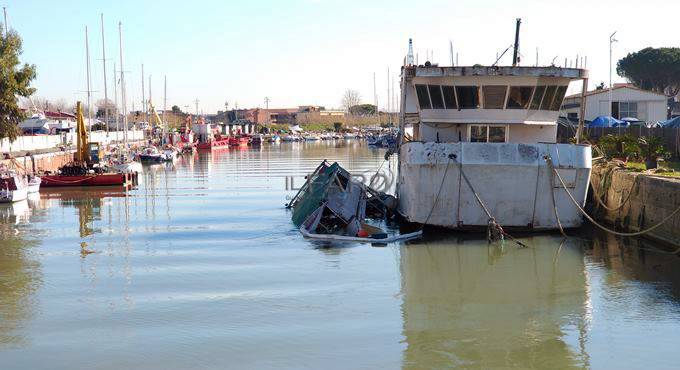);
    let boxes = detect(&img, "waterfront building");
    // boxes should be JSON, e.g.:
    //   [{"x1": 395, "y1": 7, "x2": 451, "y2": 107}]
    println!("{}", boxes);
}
[{"x1": 561, "y1": 83, "x2": 668, "y2": 122}]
